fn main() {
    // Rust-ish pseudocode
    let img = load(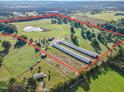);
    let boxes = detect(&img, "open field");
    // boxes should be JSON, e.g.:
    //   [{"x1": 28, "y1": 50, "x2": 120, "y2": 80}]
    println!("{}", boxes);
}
[
  {"x1": 75, "y1": 70, "x2": 124, "y2": 92},
  {"x1": 0, "y1": 37, "x2": 35, "y2": 77},
  {"x1": 72, "y1": 11, "x2": 124, "y2": 23},
  {"x1": 86, "y1": 11, "x2": 124, "y2": 22}
]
